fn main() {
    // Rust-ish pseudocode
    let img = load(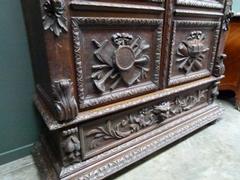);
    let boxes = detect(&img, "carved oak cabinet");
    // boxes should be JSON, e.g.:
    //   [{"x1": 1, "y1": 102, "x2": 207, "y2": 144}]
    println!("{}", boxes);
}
[{"x1": 22, "y1": 0, "x2": 231, "y2": 179}]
